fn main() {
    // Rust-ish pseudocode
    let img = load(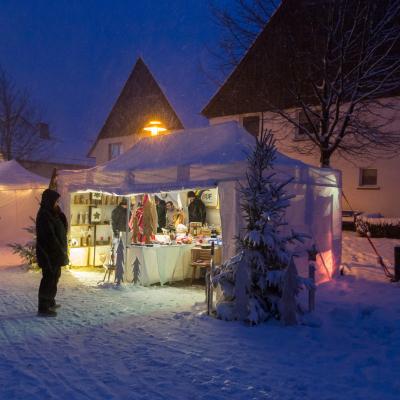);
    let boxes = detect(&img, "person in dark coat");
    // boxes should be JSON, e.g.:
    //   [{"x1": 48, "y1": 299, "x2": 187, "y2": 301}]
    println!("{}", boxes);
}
[
  {"x1": 187, "y1": 191, "x2": 207, "y2": 225},
  {"x1": 36, "y1": 189, "x2": 69, "y2": 316},
  {"x1": 111, "y1": 198, "x2": 128, "y2": 238},
  {"x1": 155, "y1": 196, "x2": 166, "y2": 232}
]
